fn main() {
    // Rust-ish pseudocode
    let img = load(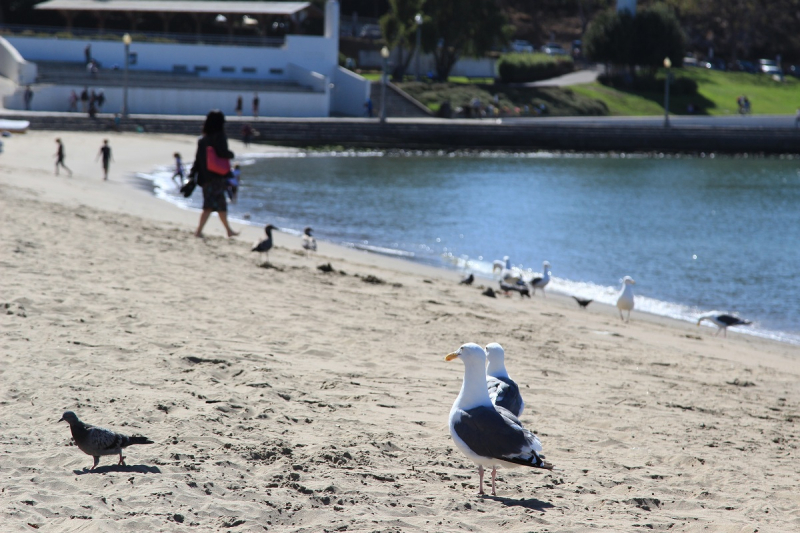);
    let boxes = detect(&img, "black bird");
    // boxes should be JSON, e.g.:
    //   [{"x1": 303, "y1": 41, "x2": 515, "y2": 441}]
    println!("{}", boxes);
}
[
  {"x1": 252, "y1": 224, "x2": 275, "y2": 260},
  {"x1": 59, "y1": 411, "x2": 153, "y2": 470},
  {"x1": 499, "y1": 281, "x2": 530, "y2": 298},
  {"x1": 697, "y1": 314, "x2": 752, "y2": 337},
  {"x1": 460, "y1": 273, "x2": 475, "y2": 285},
  {"x1": 573, "y1": 296, "x2": 593, "y2": 309}
]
